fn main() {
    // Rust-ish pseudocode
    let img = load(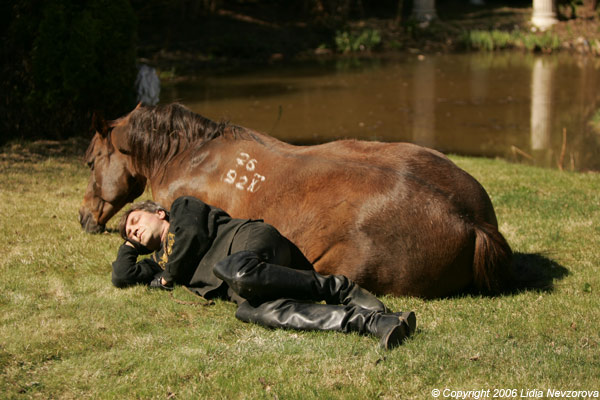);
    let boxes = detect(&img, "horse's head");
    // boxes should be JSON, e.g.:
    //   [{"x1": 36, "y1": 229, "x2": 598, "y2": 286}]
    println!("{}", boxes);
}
[{"x1": 79, "y1": 112, "x2": 147, "y2": 233}]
